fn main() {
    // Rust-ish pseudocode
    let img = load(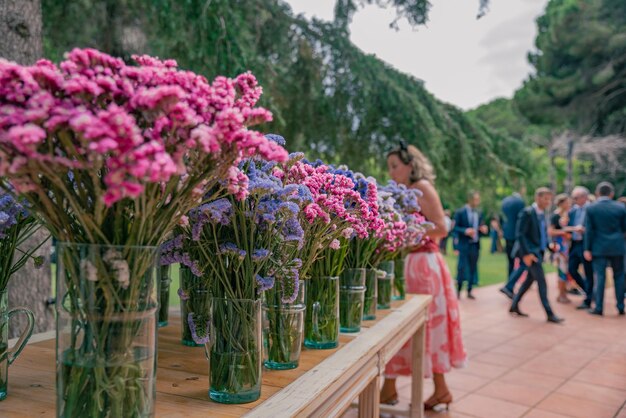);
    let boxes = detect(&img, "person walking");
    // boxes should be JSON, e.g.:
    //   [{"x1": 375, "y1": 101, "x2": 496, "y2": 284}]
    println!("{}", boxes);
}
[
  {"x1": 453, "y1": 191, "x2": 488, "y2": 299},
  {"x1": 509, "y1": 187, "x2": 564, "y2": 323},
  {"x1": 584, "y1": 182, "x2": 626, "y2": 316},
  {"x1": 490, "y1": 215, "x2": 503, "y2": 254},
  {"x1": 381, "y1": 142, "x2": 466, "y2": 410},
  {"x1": 568, "y1": 186, "x2": 595, "y2": 310},
  {"x1": 501, "y1": 187, "x2": 526, "y2": 277},
  {"x1": 549, "y1": 194, "x2": 573, "y2": 304}
]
